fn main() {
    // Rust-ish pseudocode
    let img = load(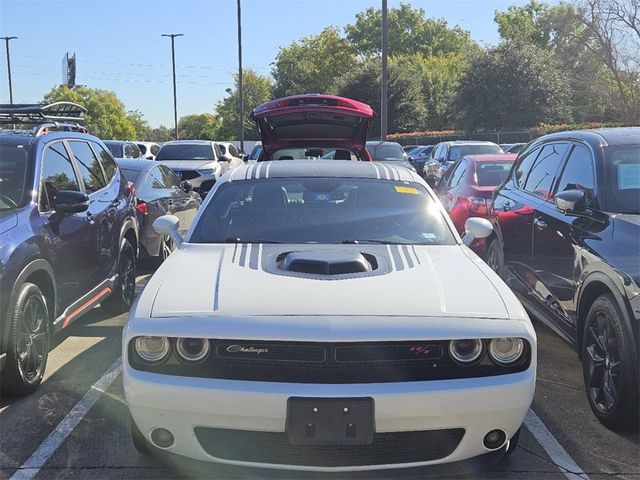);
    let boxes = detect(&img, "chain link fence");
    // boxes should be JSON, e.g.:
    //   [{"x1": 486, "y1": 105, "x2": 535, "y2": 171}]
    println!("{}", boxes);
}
[{"x1": 392, "y1": 131, "x2": 532, "y2": 146}]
